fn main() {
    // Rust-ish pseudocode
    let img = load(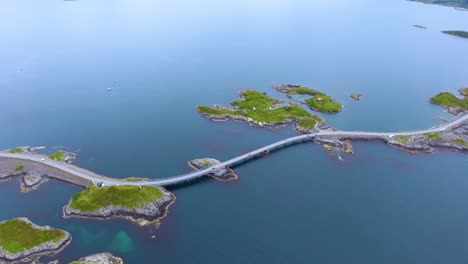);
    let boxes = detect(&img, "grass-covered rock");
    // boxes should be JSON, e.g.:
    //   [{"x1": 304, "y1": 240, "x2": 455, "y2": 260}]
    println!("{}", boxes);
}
[
  {"x1": 49, "y1": 151, "x2": 65, "y2": 161},
  {"x1": 430, "y1": 92, "x2": 468, "y2": 114},
  {"x1": 304, "y1": 95, "x2": 343, "y2": 113},
  {"x1": 275, "y1": 85, "x2": 343, "y2": 113},
  {"x1": 393, "y1": 135, "x2": 409, "y2": 142},
  {"x1": 69, "y1": 185, "x2": 164, "y2": 212},
  {"x1": 0, "y1": 218, "x2": 70, "y2": 262},
  {"x1": 8, "y1": 147, "x2": 22, "y2": 153},
  {"x1": 64, "y1": 185, "x2": 175, "y2": 226},
  {"x1": 197, "y1": 90, "x2": 324, "y2": 133}
]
